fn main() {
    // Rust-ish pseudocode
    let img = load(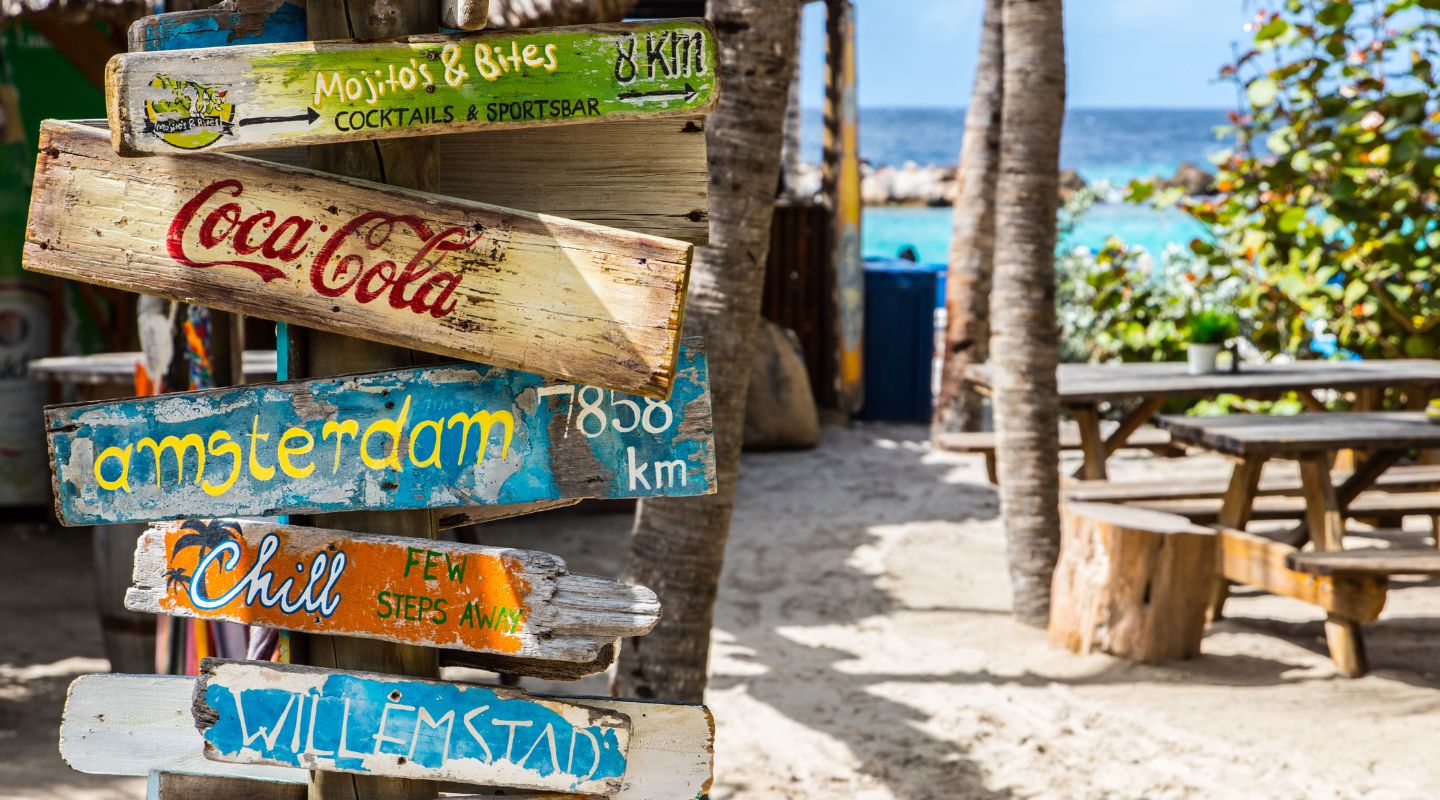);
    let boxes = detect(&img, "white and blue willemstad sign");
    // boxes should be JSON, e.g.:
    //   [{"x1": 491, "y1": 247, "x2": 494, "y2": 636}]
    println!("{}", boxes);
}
[
  {"x1": 195, "y1": 659, "x2": 631, "y2": 794},
  {"x1": 47, "y1": 340, "x2": 713, "y2": 525}
]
